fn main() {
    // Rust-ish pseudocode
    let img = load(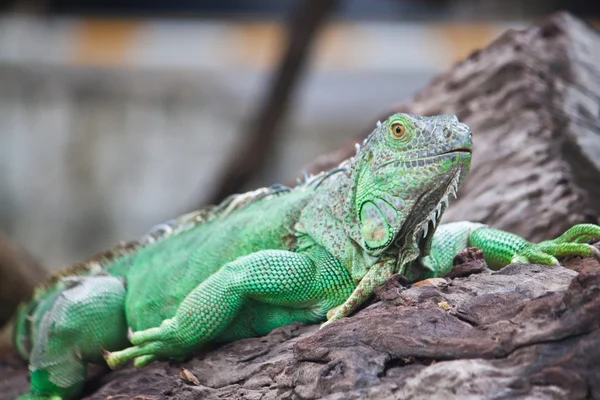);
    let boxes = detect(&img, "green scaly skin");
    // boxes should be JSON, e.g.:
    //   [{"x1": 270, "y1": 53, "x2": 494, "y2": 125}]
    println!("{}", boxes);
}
[{"x1": 14, "y1": 113, "x2": 600, "y2": 399}]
